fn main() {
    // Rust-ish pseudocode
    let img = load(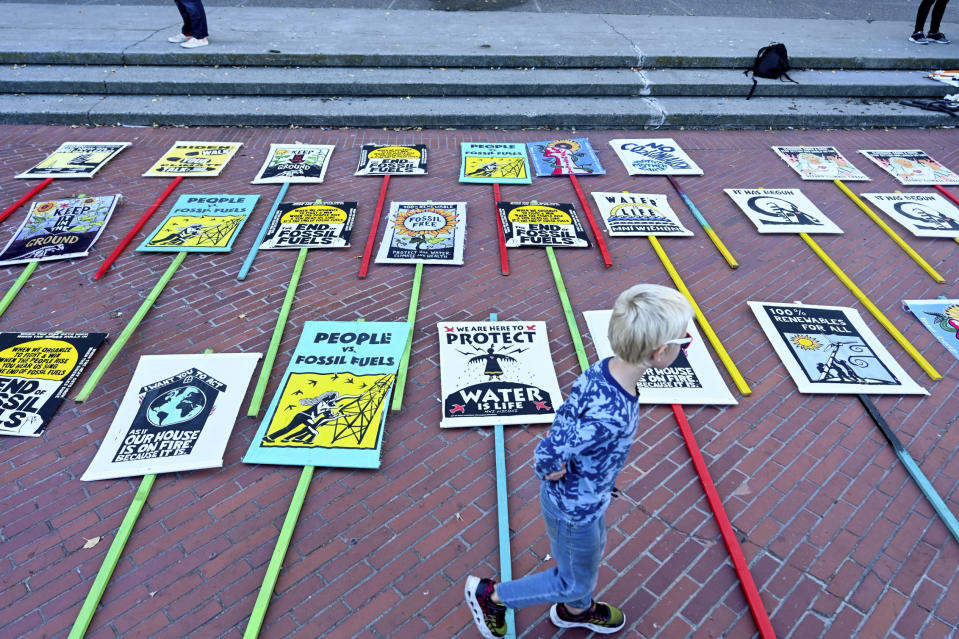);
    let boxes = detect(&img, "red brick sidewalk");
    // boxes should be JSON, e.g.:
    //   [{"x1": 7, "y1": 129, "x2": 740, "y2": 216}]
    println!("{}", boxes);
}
[{"x1": 0, "y1": 125, "x2": 956, "y2": 639}]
